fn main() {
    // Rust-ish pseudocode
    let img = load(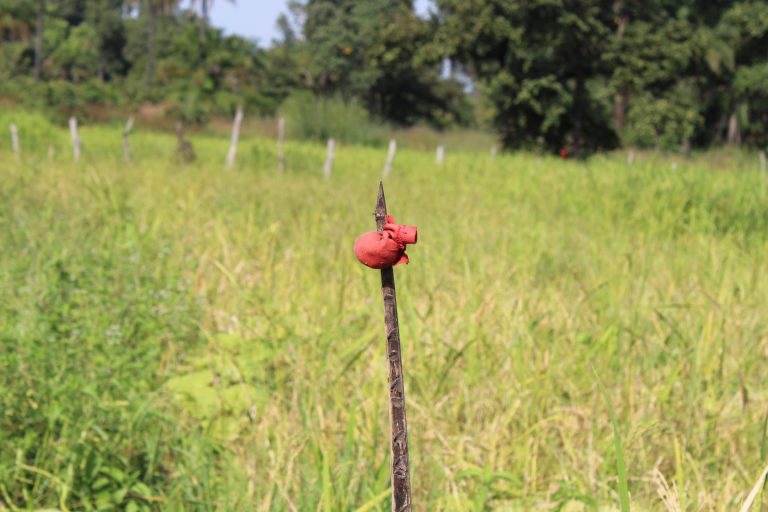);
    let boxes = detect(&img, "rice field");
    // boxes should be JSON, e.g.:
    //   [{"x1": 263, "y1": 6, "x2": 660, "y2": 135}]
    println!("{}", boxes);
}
[{"x1": 1, "y1": 111, "x2": 768, "y2": 511}]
